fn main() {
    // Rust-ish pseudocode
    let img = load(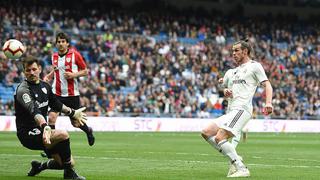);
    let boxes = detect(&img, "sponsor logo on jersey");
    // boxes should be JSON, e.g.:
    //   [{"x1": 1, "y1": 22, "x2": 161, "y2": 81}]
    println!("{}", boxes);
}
[
  {"x1": 233, "y1": 79, "x2": 247, "y2": 84},
  {"x1": 36, "y1": 100, "x2": 49, "y2": 108}
]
